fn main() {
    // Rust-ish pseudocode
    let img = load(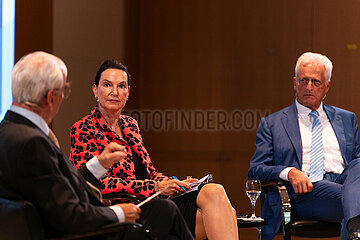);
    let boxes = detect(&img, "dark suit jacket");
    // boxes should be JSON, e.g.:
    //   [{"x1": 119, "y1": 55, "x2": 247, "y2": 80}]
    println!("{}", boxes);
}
[
  {"x1": 248, "y1": 102, "x2": 360, "y2": 239},
  {"x1": 0, "y1": 110, "x2": 118, "y2": 237}
]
